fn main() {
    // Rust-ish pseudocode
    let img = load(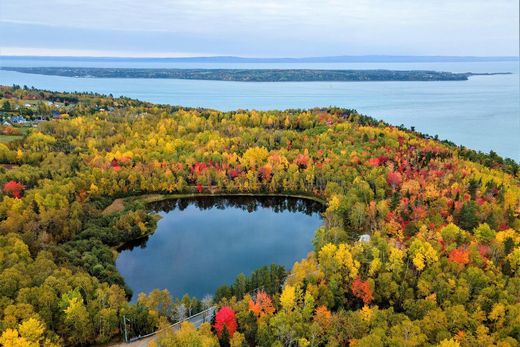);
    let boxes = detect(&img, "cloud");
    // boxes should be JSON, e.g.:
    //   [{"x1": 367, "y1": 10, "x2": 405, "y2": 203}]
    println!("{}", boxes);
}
[{"x1": 0, "y1": 0, "x2": 518, "y2": 56}]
